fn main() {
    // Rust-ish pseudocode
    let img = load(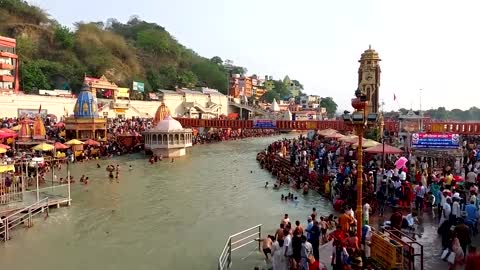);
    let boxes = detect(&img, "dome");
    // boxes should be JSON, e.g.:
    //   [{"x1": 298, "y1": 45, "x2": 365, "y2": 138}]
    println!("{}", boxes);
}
[
  {"x1": 32, "y1": 116, "x2": 46, "y2": 140},
  {"x1": 154, "y1": 103, "x2": 171, "y2": 125},
  {"x1": 360, "y1": 45, "x2": 381, "y2": 61},
  {"x1": 74, "y1": 83, "x2": 99, "y2": 118},
  {"x1": 155, "y1": 116, "x2": 184, "y2": 131}
]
